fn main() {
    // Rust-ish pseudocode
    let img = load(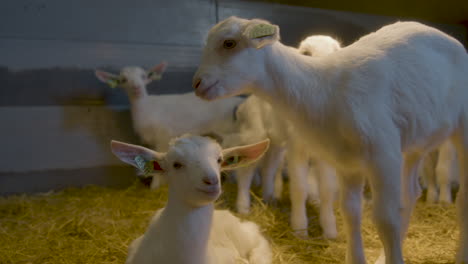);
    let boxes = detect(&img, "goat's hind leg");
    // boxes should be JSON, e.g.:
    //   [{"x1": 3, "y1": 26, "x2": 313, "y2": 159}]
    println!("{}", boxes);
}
[
  {"x1": 374, "y1": 152, "x2": 423, "y2": 264},
  {"x1": 316, "y1": 161, "x2": 338, "y2": 239},
  {"x1": 367, "y1": 150, "x2": 404, "y2": 264},
  {"x1": 423, "y1": 150, "x2": 439, "y2": 203}
]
